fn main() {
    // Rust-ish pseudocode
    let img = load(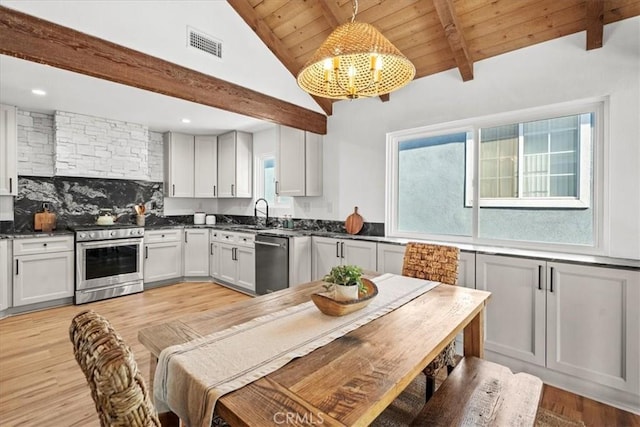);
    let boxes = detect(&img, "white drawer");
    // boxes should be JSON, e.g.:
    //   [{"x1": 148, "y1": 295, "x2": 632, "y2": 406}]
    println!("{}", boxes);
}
[
  {"x1": 144, "y1": 229, "x2": 182, "y2": 244},
  {"x1": 236, "y1": 233, "x2": 255, "y2": 248},
  {"x1": 218, "y1": 232, "x2": 237, "y2": 243},
  {"x1": 13, "y1": 235, "x2": 74, "y2": 256}
]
